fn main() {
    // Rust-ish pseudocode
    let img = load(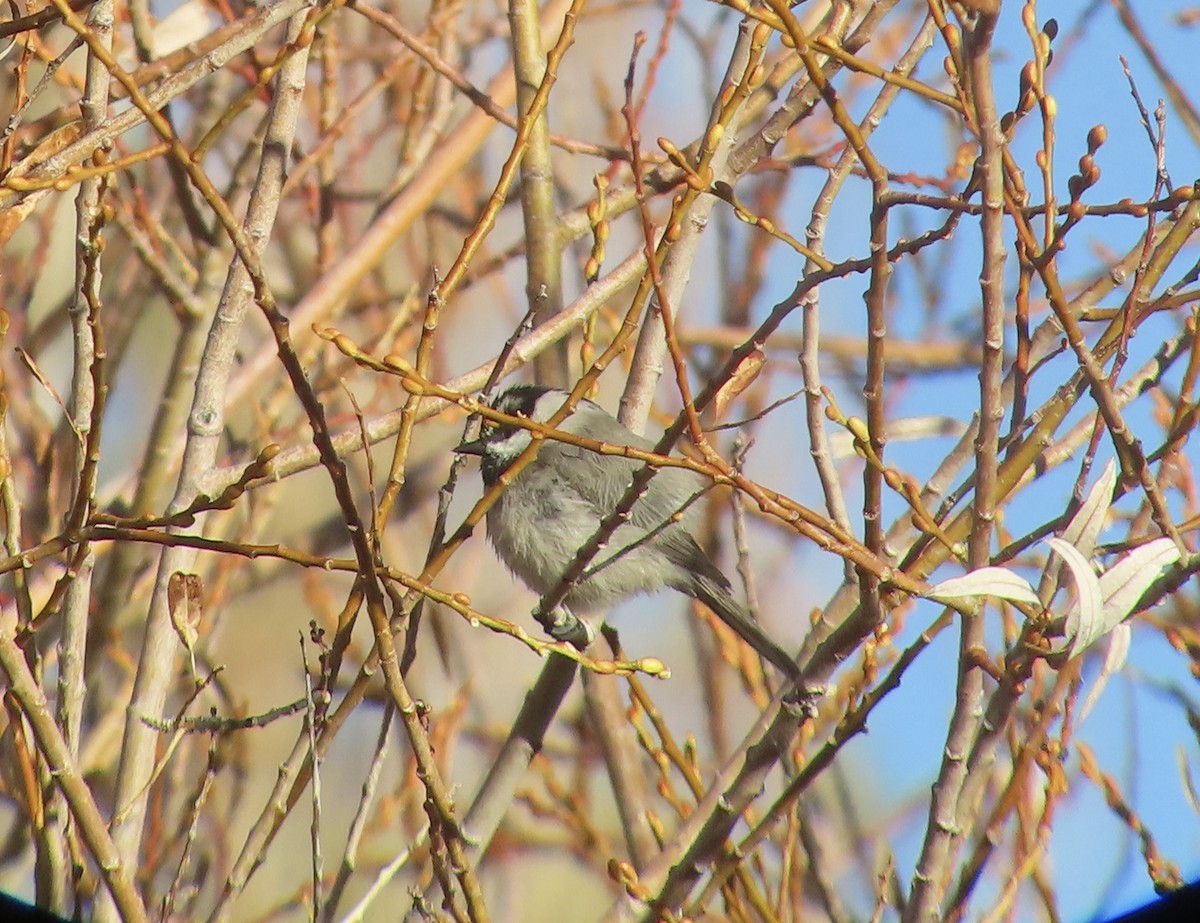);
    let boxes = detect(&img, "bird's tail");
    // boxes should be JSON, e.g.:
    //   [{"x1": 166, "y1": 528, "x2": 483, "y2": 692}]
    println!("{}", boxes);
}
[{"x1": 689, "y1": 576, "x2": 800, "y2": 684}]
